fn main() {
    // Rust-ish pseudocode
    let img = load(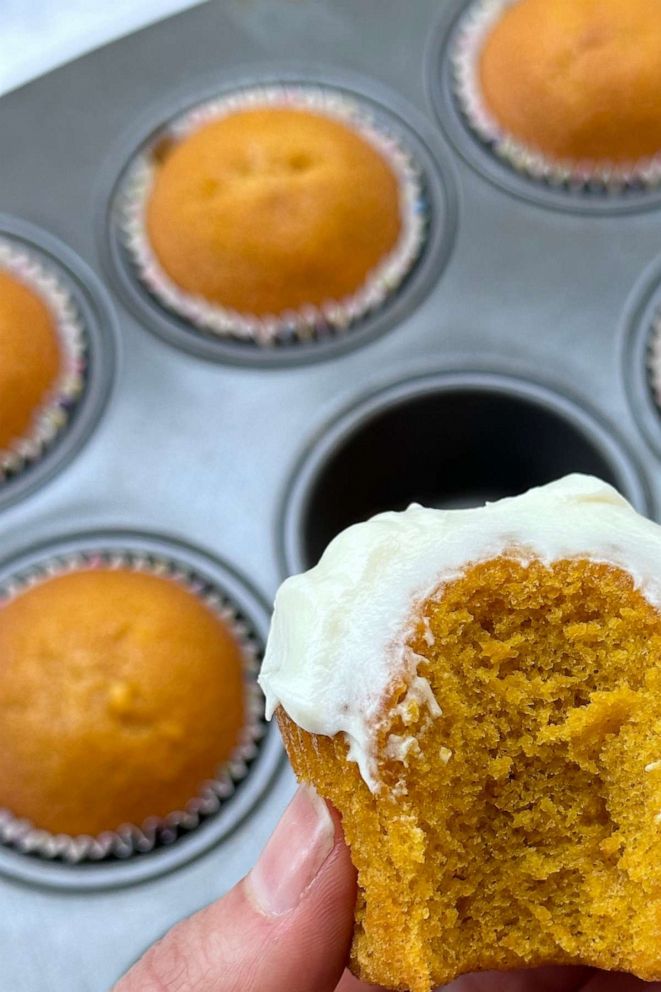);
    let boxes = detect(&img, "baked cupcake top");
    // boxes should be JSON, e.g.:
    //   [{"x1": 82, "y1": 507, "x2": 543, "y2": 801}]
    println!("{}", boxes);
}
[
  {"x1": 145, "y1": 105, "x2": 403, "y2": 317},
  {"x1": 0, "y1": 568, "x2": 246, "y2": 836},
  {"x1": 475, "y1": 0, "x2": 661, "y2": 167},
  {"x1": 0, "y1": 269, "x2": 62, "y2": 454},
  {"x1": 260, "y1": 475, "x2": 661, "y2": 788}
]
